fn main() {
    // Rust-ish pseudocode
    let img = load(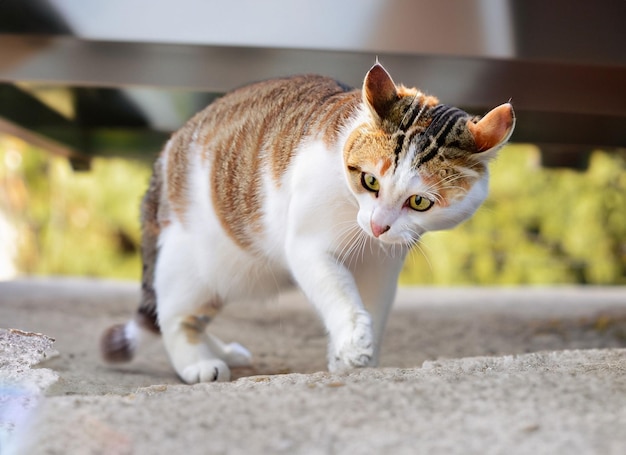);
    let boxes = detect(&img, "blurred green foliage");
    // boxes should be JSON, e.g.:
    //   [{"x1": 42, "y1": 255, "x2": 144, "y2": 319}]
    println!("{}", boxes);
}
[
  {"x1": 0, "y1": 135, "x2": 150, "y2": 280},
  {"x1": 1, "y1": 135, "x2": 625, "y2": 284}
]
